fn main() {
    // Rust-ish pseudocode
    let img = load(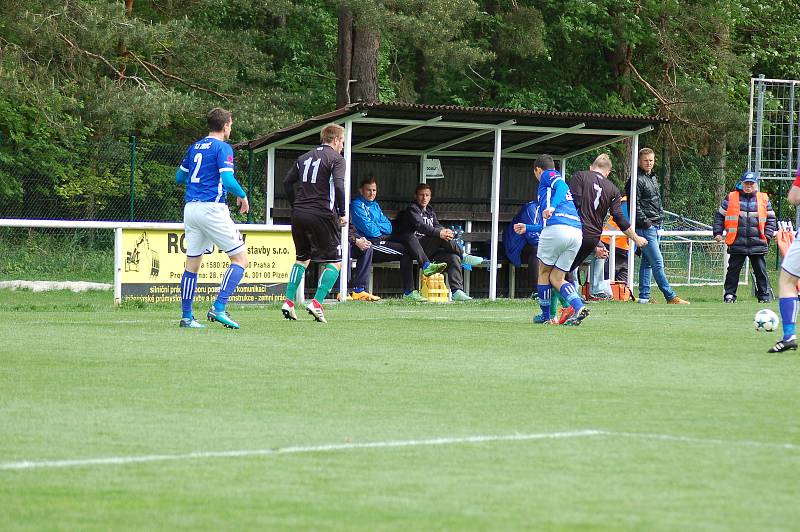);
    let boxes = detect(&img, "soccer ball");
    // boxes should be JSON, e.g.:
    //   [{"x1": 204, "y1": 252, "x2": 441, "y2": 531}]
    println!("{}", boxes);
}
[{"x1": 754, "y1": 309, "x2": 779, "y2": 332}]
